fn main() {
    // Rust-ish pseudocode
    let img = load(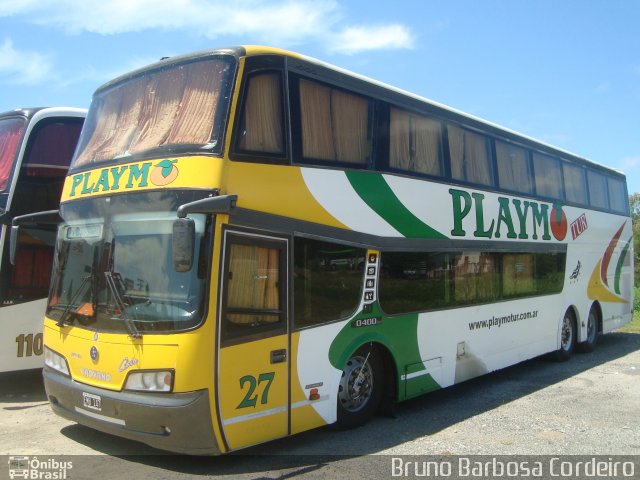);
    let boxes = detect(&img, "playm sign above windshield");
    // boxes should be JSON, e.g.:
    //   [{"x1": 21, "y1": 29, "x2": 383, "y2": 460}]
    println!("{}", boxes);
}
[{"x1": 61, "y1": 157, "x2": 221, "y2": 201}]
